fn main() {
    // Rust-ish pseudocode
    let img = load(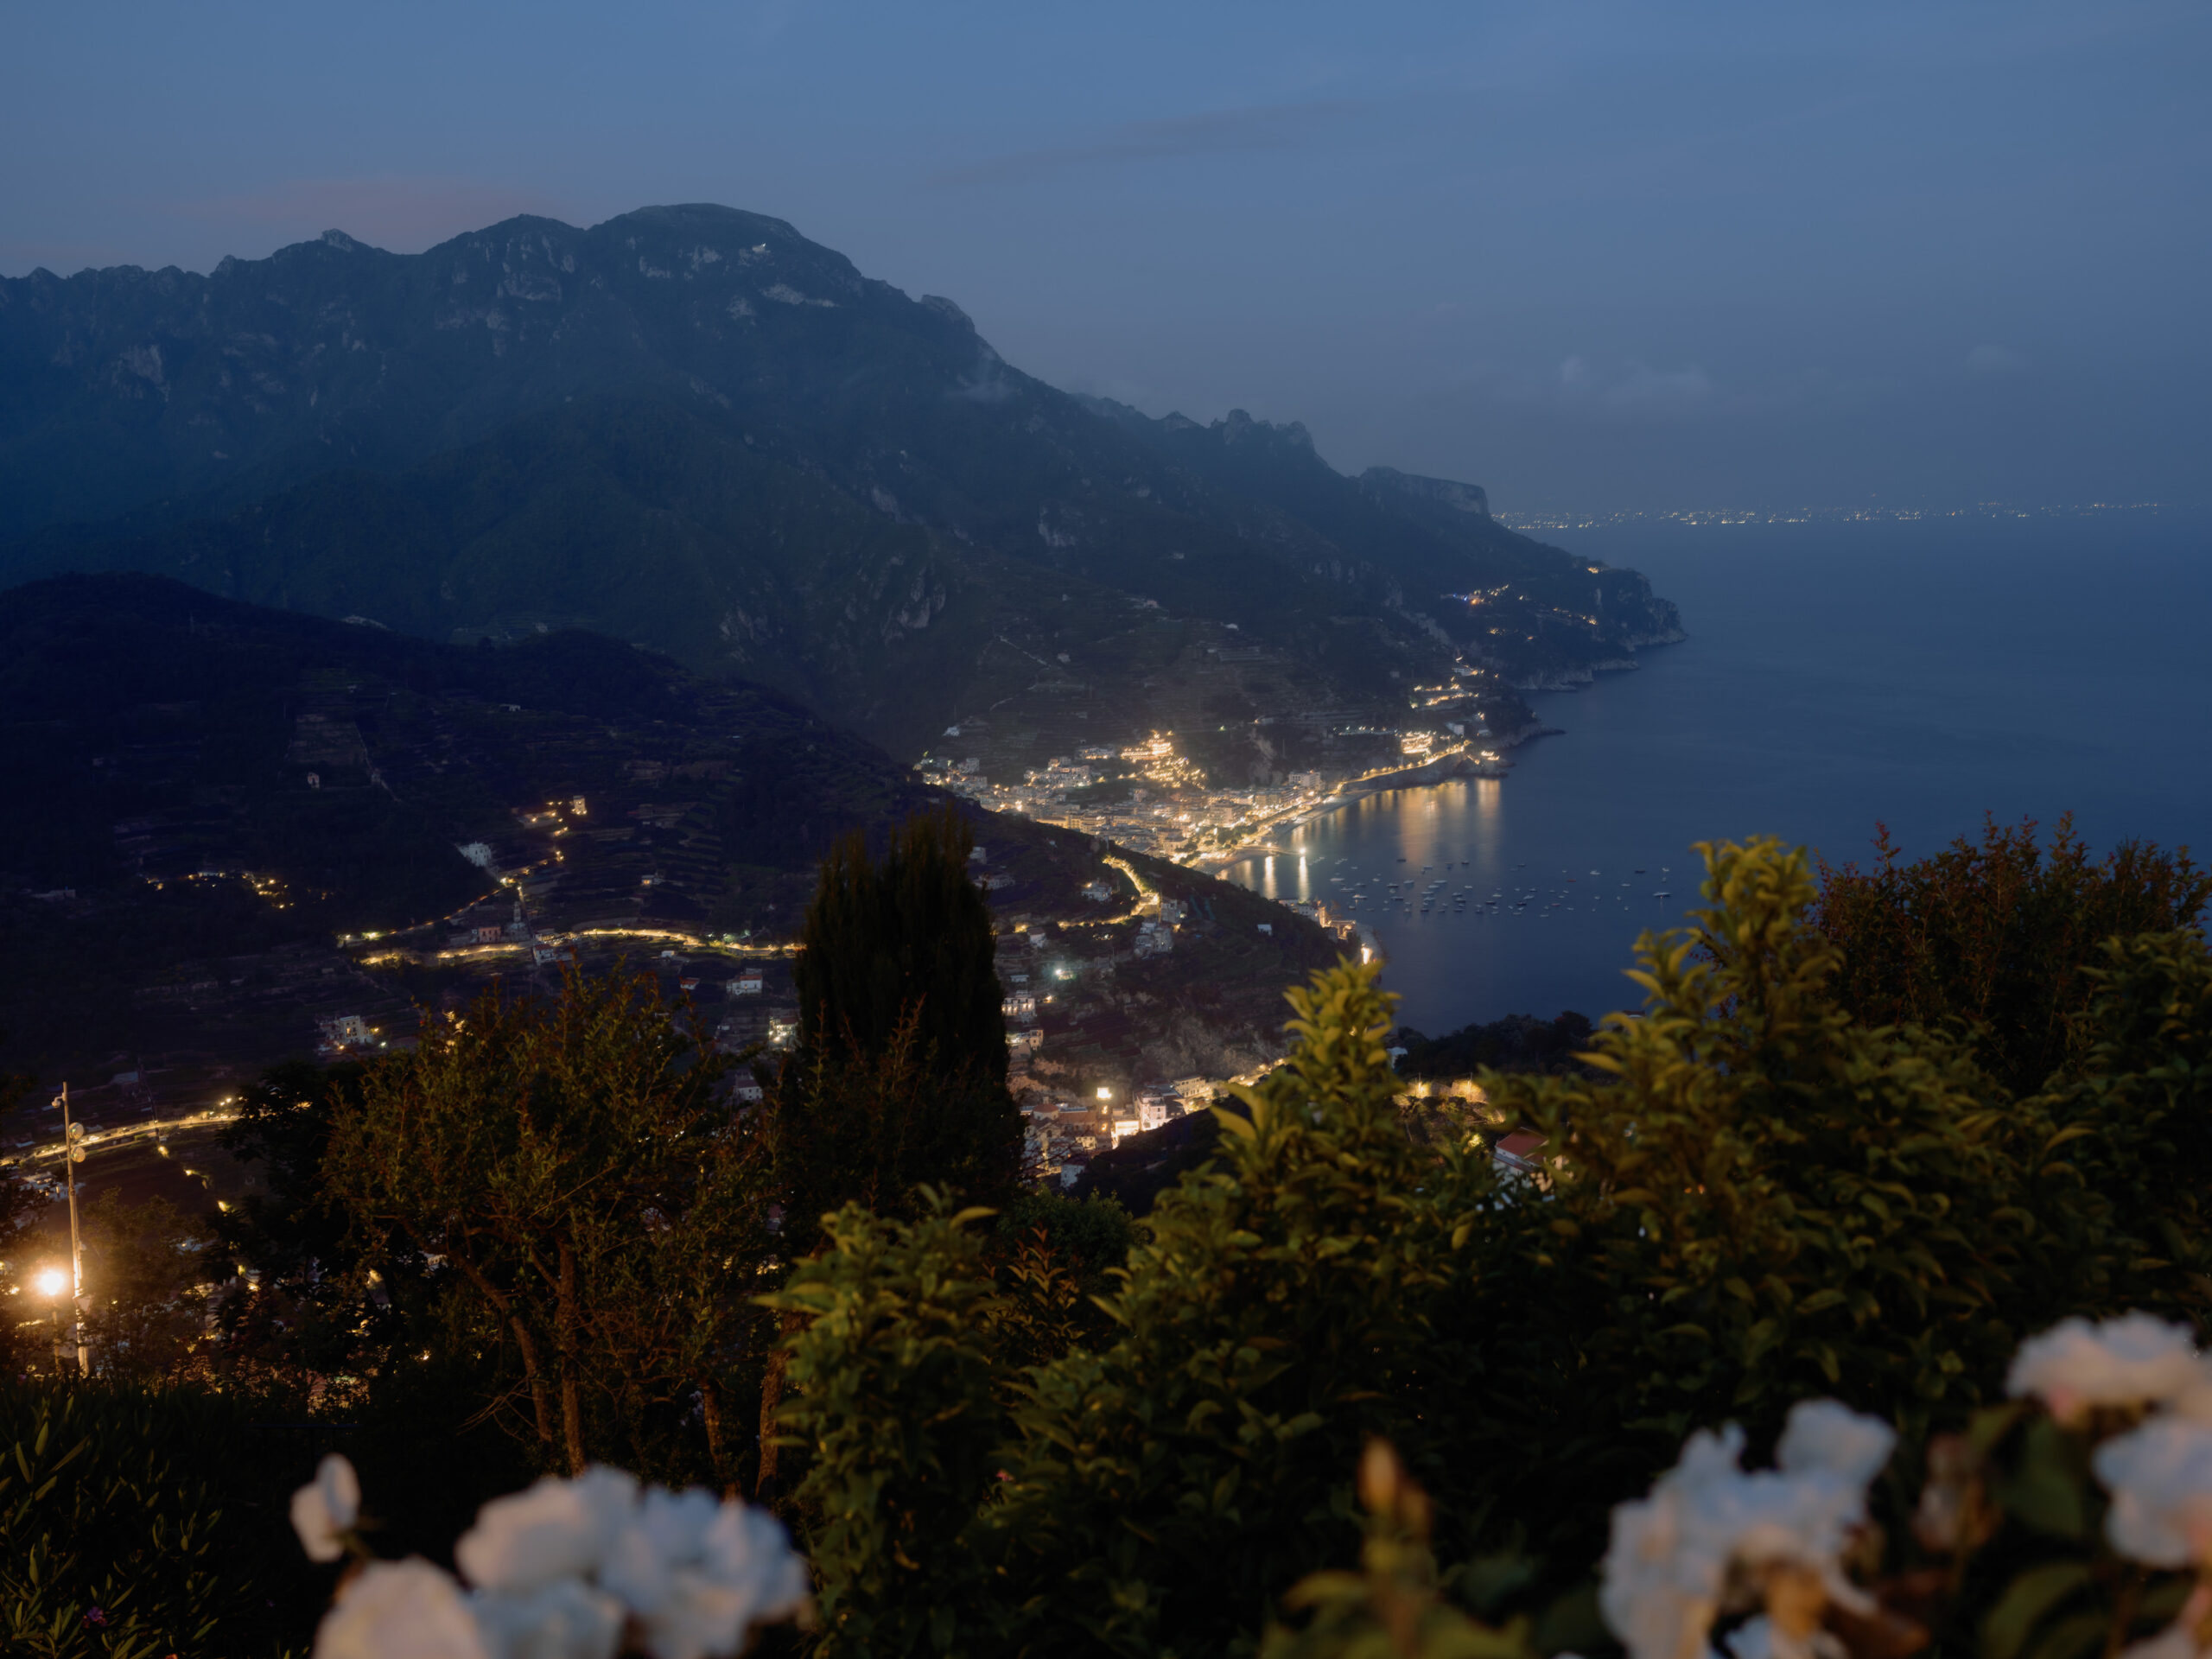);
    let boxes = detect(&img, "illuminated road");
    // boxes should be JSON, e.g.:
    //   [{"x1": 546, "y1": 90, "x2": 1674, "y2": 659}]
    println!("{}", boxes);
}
[{"x1": 10, "y1": 1107, "x2": 238, "y2": 1171}]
